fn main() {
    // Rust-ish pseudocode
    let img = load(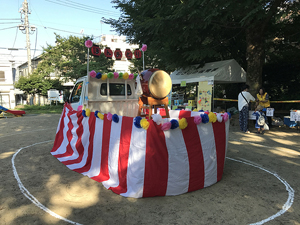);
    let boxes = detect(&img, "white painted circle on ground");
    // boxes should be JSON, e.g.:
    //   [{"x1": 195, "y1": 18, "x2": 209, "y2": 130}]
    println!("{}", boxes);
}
[{"x1": 11, "y1": 141, "x2": 294, "y2": 225}]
